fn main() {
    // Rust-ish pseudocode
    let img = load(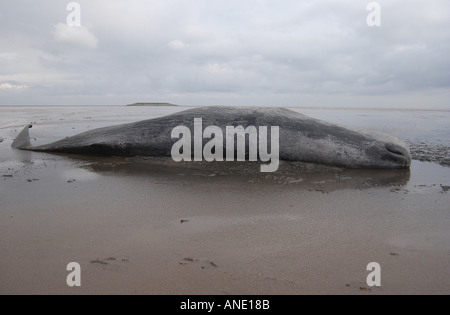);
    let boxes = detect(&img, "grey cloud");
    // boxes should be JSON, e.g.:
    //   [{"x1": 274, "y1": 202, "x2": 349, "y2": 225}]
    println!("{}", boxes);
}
[{"x1": 0, "y1": 0, "x2": 449, "y2": 107}]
